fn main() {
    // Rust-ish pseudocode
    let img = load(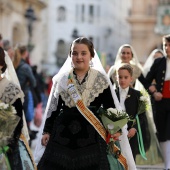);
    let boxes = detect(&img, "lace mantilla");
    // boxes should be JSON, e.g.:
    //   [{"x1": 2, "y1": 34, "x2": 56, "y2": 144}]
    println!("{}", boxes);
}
[
  {"x1": 46, "y1": 83, "x2": 59, "y2": 118},
  {"x1": 0, "y1": 77, "x2": 23, "y2": 104},
  {"x1": 59, "y1": 69, "x2": 109, "y2": 107}
]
